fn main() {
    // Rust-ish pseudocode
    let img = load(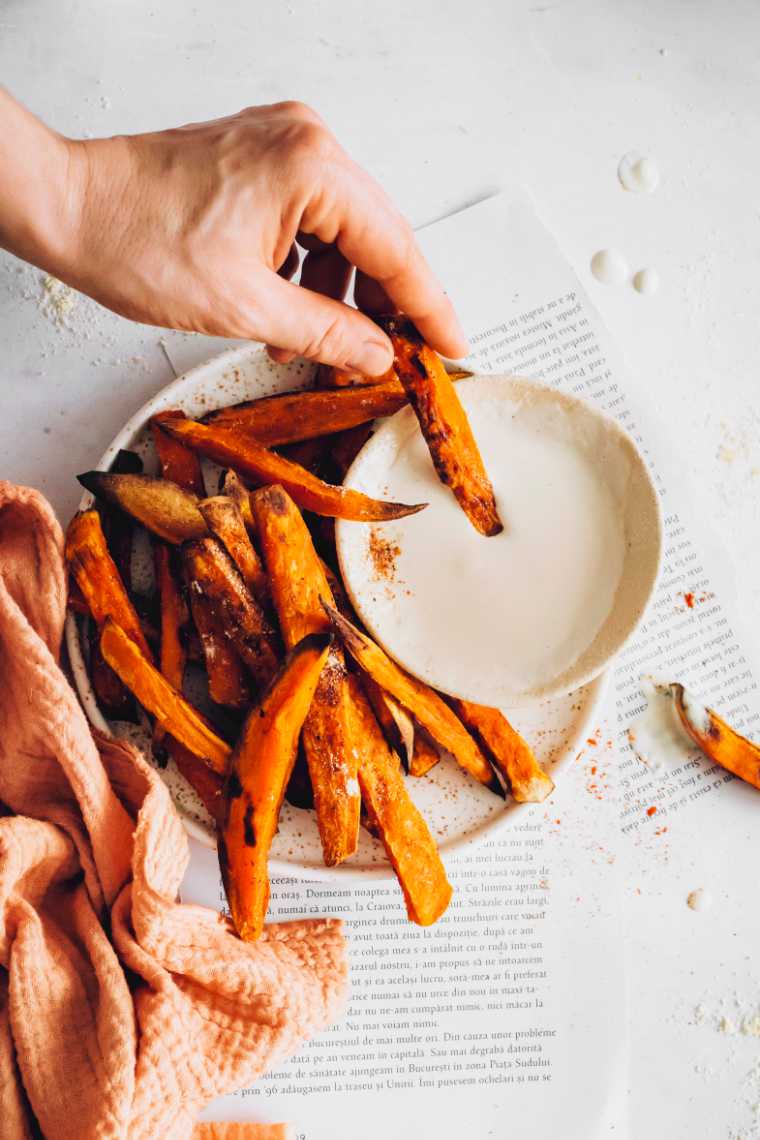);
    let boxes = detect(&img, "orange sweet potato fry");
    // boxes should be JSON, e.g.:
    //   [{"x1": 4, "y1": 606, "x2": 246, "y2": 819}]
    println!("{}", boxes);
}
[
  {"x1": 408, "y1": 730, "x2": 441, "y2": 778},
  {"x1": 151, "y1": 419, "x2": 206, "y2": 495},
  {"x1": 153, "y1": 410, "x2": 426, "y2": 523},
  {"x1": 166, "y1": 737, "x2": 223, "y2": 822},
  {"x1": 347, "y1": 675, "x2": 452, "y2": 925},
  {"x1": 219, "y1": 470, "x2": 257, "y2": 535},
  {"x1": 219, "y1": 633, "x2": 332, "y2": 940},
  {"x1": 323, "y1": 602, "x2": 502, "y2": 794},
  {"x1": 186, "y1": 589, "x2": 251, "y2": 710},
  {"x1": 155, "y1": 543, "x2": 187, "y2": 691},
  {"x1": 449, "y1": 699, "x2": 554, "y2": 803},
  {"x1": 203, "y1": 379, "x2": 407, "y2": 444},
  {"x1": 252, "y1": 484, "x2": 362, "y2": 865},
  {"x1": 670, "y1": 683, "x2": 760, "y2": 791},
  {"x1": 183, "y1": 537, "x2": 279, "y2": 692},
  {"x1": 379, "y1": 315, "x2": 503, "y2": 537},
  {"x1": 100, "y1": 619, "x2": 231, "y2": 775},
  {"x1": 198, "y1": 496, "x2": 268, "y2": 605},
  {"x1": 65, "y1": 510, "x2": 152, "y2": 660}
]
